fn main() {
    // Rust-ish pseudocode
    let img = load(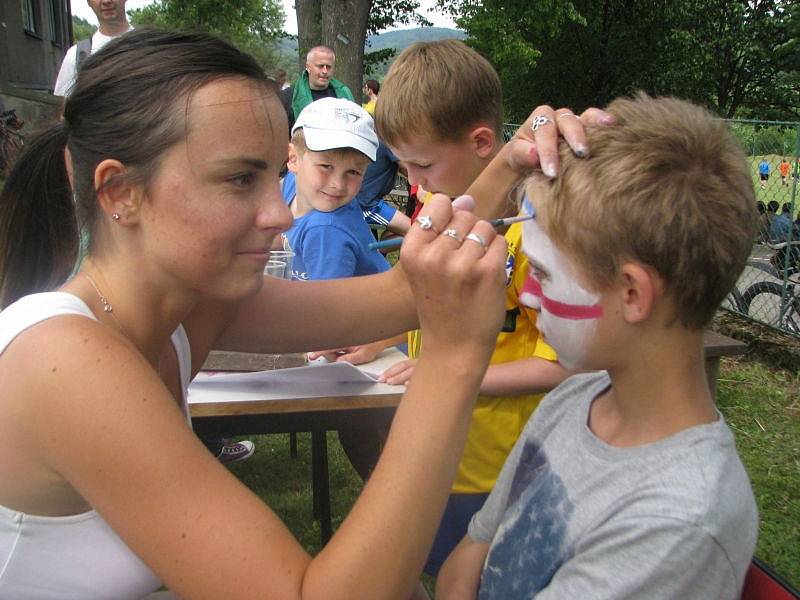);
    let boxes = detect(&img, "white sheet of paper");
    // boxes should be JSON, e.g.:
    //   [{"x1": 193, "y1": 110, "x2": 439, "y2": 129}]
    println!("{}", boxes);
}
[{"x1": 188, "y1": 347, "x2": 407, "y2": 404}]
